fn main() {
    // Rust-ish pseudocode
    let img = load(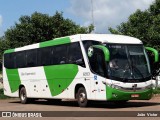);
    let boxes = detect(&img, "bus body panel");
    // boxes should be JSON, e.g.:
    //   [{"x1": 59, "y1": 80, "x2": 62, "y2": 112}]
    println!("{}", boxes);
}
[
  {"x1": 3, "y1": 63, "x2": 107, "y2": 100},
  {"x1": 105, "y1": 79, "x2": 153, "y2": 100},
  {"x1": 3, "y1": 34, "x2": 154, "y2": 102},
  {"x1": 3, "y1": 67, "x2": 19, "y2": 97},
  {"x1": 15, "y1": 43, "x2": 39, "y2": 52}
]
